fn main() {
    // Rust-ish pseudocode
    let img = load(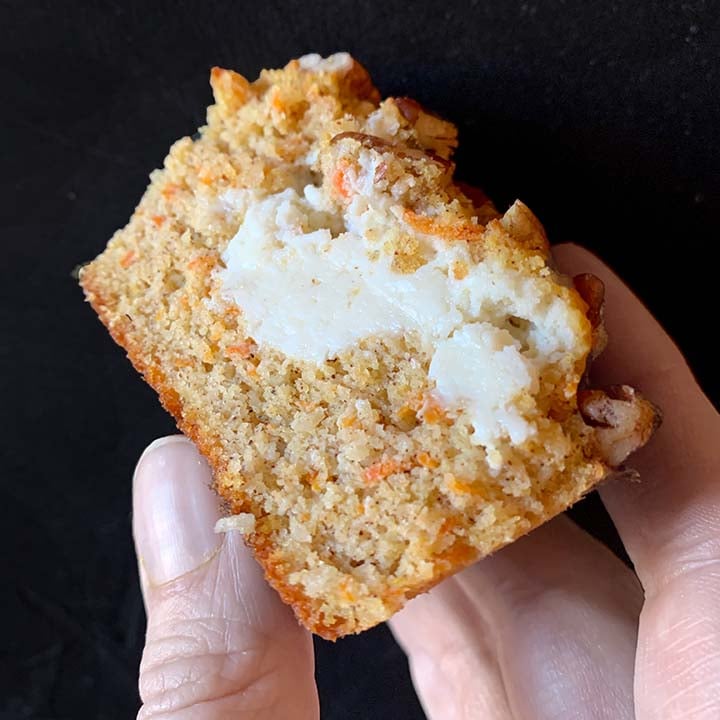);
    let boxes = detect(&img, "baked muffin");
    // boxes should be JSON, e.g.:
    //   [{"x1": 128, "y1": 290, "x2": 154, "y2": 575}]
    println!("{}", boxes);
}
[{"x1": 80, "y1": 53, "x2": 658, "y2": 638}]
